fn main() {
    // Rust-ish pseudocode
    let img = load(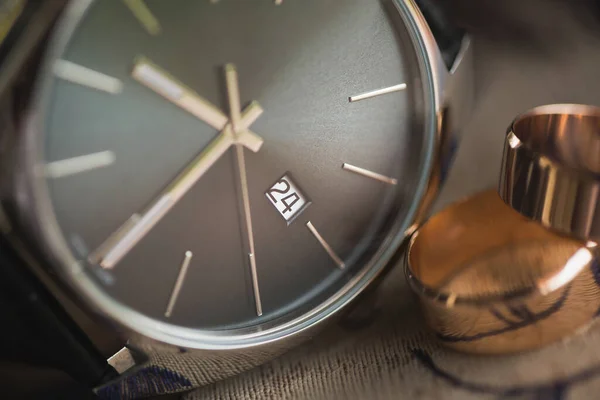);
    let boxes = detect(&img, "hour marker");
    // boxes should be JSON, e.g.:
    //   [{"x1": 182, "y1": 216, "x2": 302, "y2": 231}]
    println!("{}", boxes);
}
[
  {"x1": 54, "y1": 60, "x2": 123, "y2": 94},
  {"x1": 306, "y1": 221, "x2": 345, "y2": 269},
  {"x1": 165, "y1": 251, "x2": 193, "y2": 318},
  {"x1": 123, "y1": 0, "x2": 161, "y2": 35},
  {"x1": 92, "y1": 267, "x2": 115, "y2": 286},
  {"x1": 348, "y1": 83, "x2": 407, "y2": 103},
  {"x1": 70, "y1": 234, "x2": 89, "y2": 259},
  {"x1": 342, "y1": 163, "x2": 397, "y2": 185},
  {"x1": 45, "y1": 151, "x2": 115, "y2": 179}
]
